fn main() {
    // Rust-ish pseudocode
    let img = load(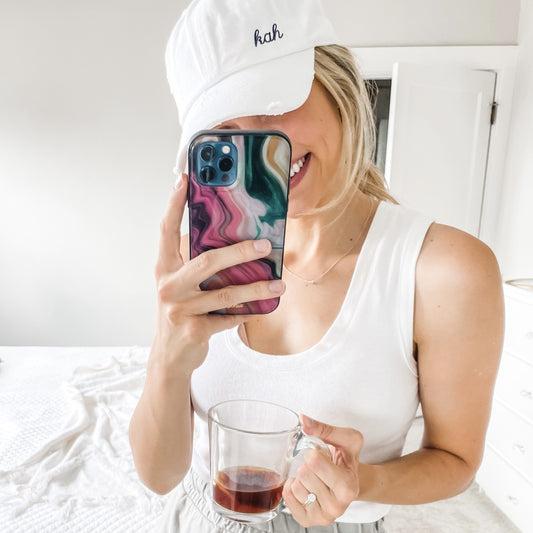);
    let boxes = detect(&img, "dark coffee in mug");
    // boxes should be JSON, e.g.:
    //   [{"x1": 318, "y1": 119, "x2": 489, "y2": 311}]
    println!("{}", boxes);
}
[{"x1": 213, "y1": 466, "x2": 284, "y2": 514}]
